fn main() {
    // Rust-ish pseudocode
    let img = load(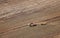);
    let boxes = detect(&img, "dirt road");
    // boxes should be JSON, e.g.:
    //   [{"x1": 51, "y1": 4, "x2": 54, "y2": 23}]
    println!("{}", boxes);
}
[{"x1": 0, "y1": 0, "x2": 60, "y2": 38}]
